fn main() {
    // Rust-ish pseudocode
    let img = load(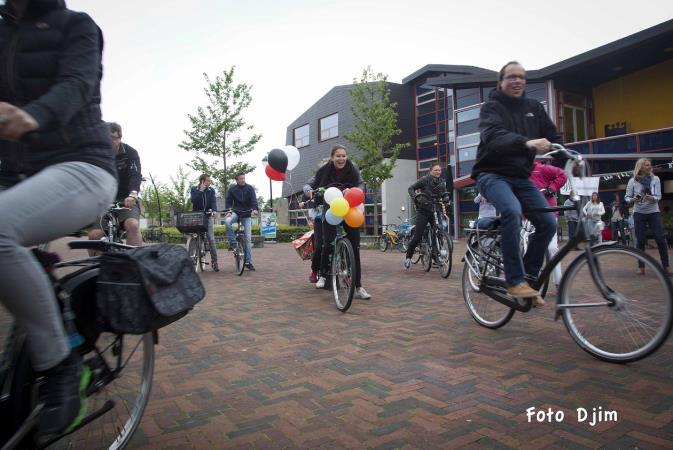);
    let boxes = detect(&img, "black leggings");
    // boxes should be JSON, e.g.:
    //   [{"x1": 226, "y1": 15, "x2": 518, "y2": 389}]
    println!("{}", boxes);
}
[
  {"x1": 320, "y1": 220, "x2": 362, "y2": 287},
  {"x1": 311, "y1": 217, "x2": 324, "y2": 272},
  {"x1": 405, "y1": 210, "x2": 432, "y2": 259}
]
